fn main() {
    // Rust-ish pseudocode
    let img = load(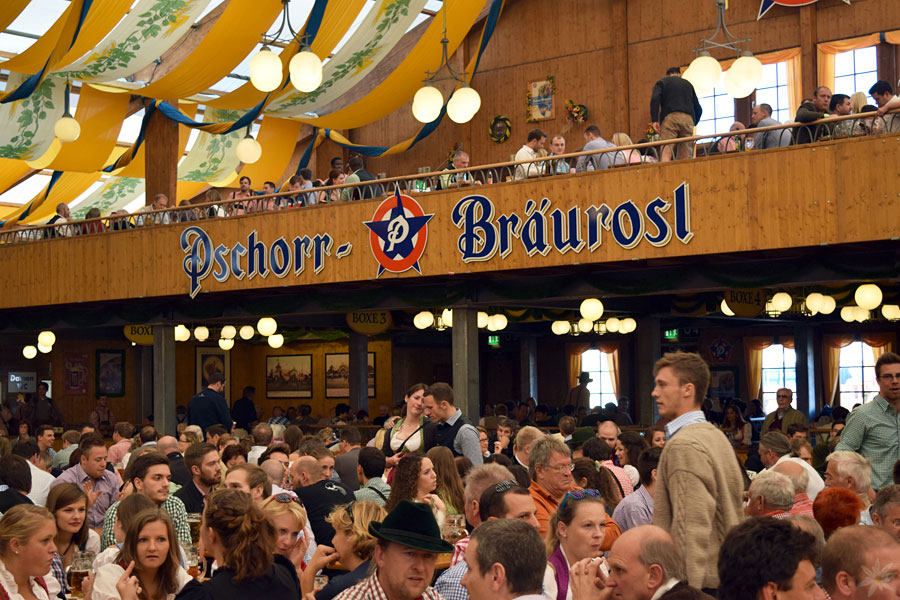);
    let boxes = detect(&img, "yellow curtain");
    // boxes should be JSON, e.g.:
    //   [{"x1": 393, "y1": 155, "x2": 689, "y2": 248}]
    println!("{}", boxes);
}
[
  {"x1": 566, "y1": 343, "x2": 592, "y2": 390},
  {"x1": 18, "y1": 172, "x2": 101, "y2": 224},
  {"x1": 237, "y1": 118, "x2": 304, "y2": 184},
  {"x1": 0, "y1": 0, "x2": 29, "y2": 34},
  {"x1": 47, "y1": 86, "x2": 131, "y2": 172},
  {"x1": 817, "y1": 34, "x2": 882, "y2": 94},
  {"x1": 0, "y1": 158, "x2": 33, "y2": 196},
  {"x1": 1, "y1": 3, "x2": 76, "y2": 73},
  {"x1": 55, "y1": 0, "x2": 132, "y2": 71},
  {"x1": 885, "y1": 30, "x2": 900, "y2": 44},
  {"x1": 861, "y1": 333, "x2": 896, "y2": 364},
  {"x1": 719, "y1": 48, "x2": 802, "y2": 111},
  {"x1": 822, "y1": 335, "x2": 855, "y2": 407},
  {"x1": 744, "y1": 336, "x2": 774, "y2": 402}
]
